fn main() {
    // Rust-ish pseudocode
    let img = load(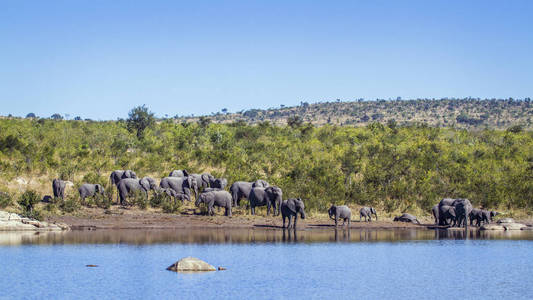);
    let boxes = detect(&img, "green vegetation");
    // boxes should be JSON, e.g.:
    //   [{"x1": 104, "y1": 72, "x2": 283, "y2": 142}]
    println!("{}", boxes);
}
[
  {"x1": 17, "y1": 190, "x2": 42, "y2": 220},
  {"x1": 0, "y1": 109, "x2": 532, "y2": 215},
  {"x1": 177, "y1": 98, "x2": 533, "y2": 130}
]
